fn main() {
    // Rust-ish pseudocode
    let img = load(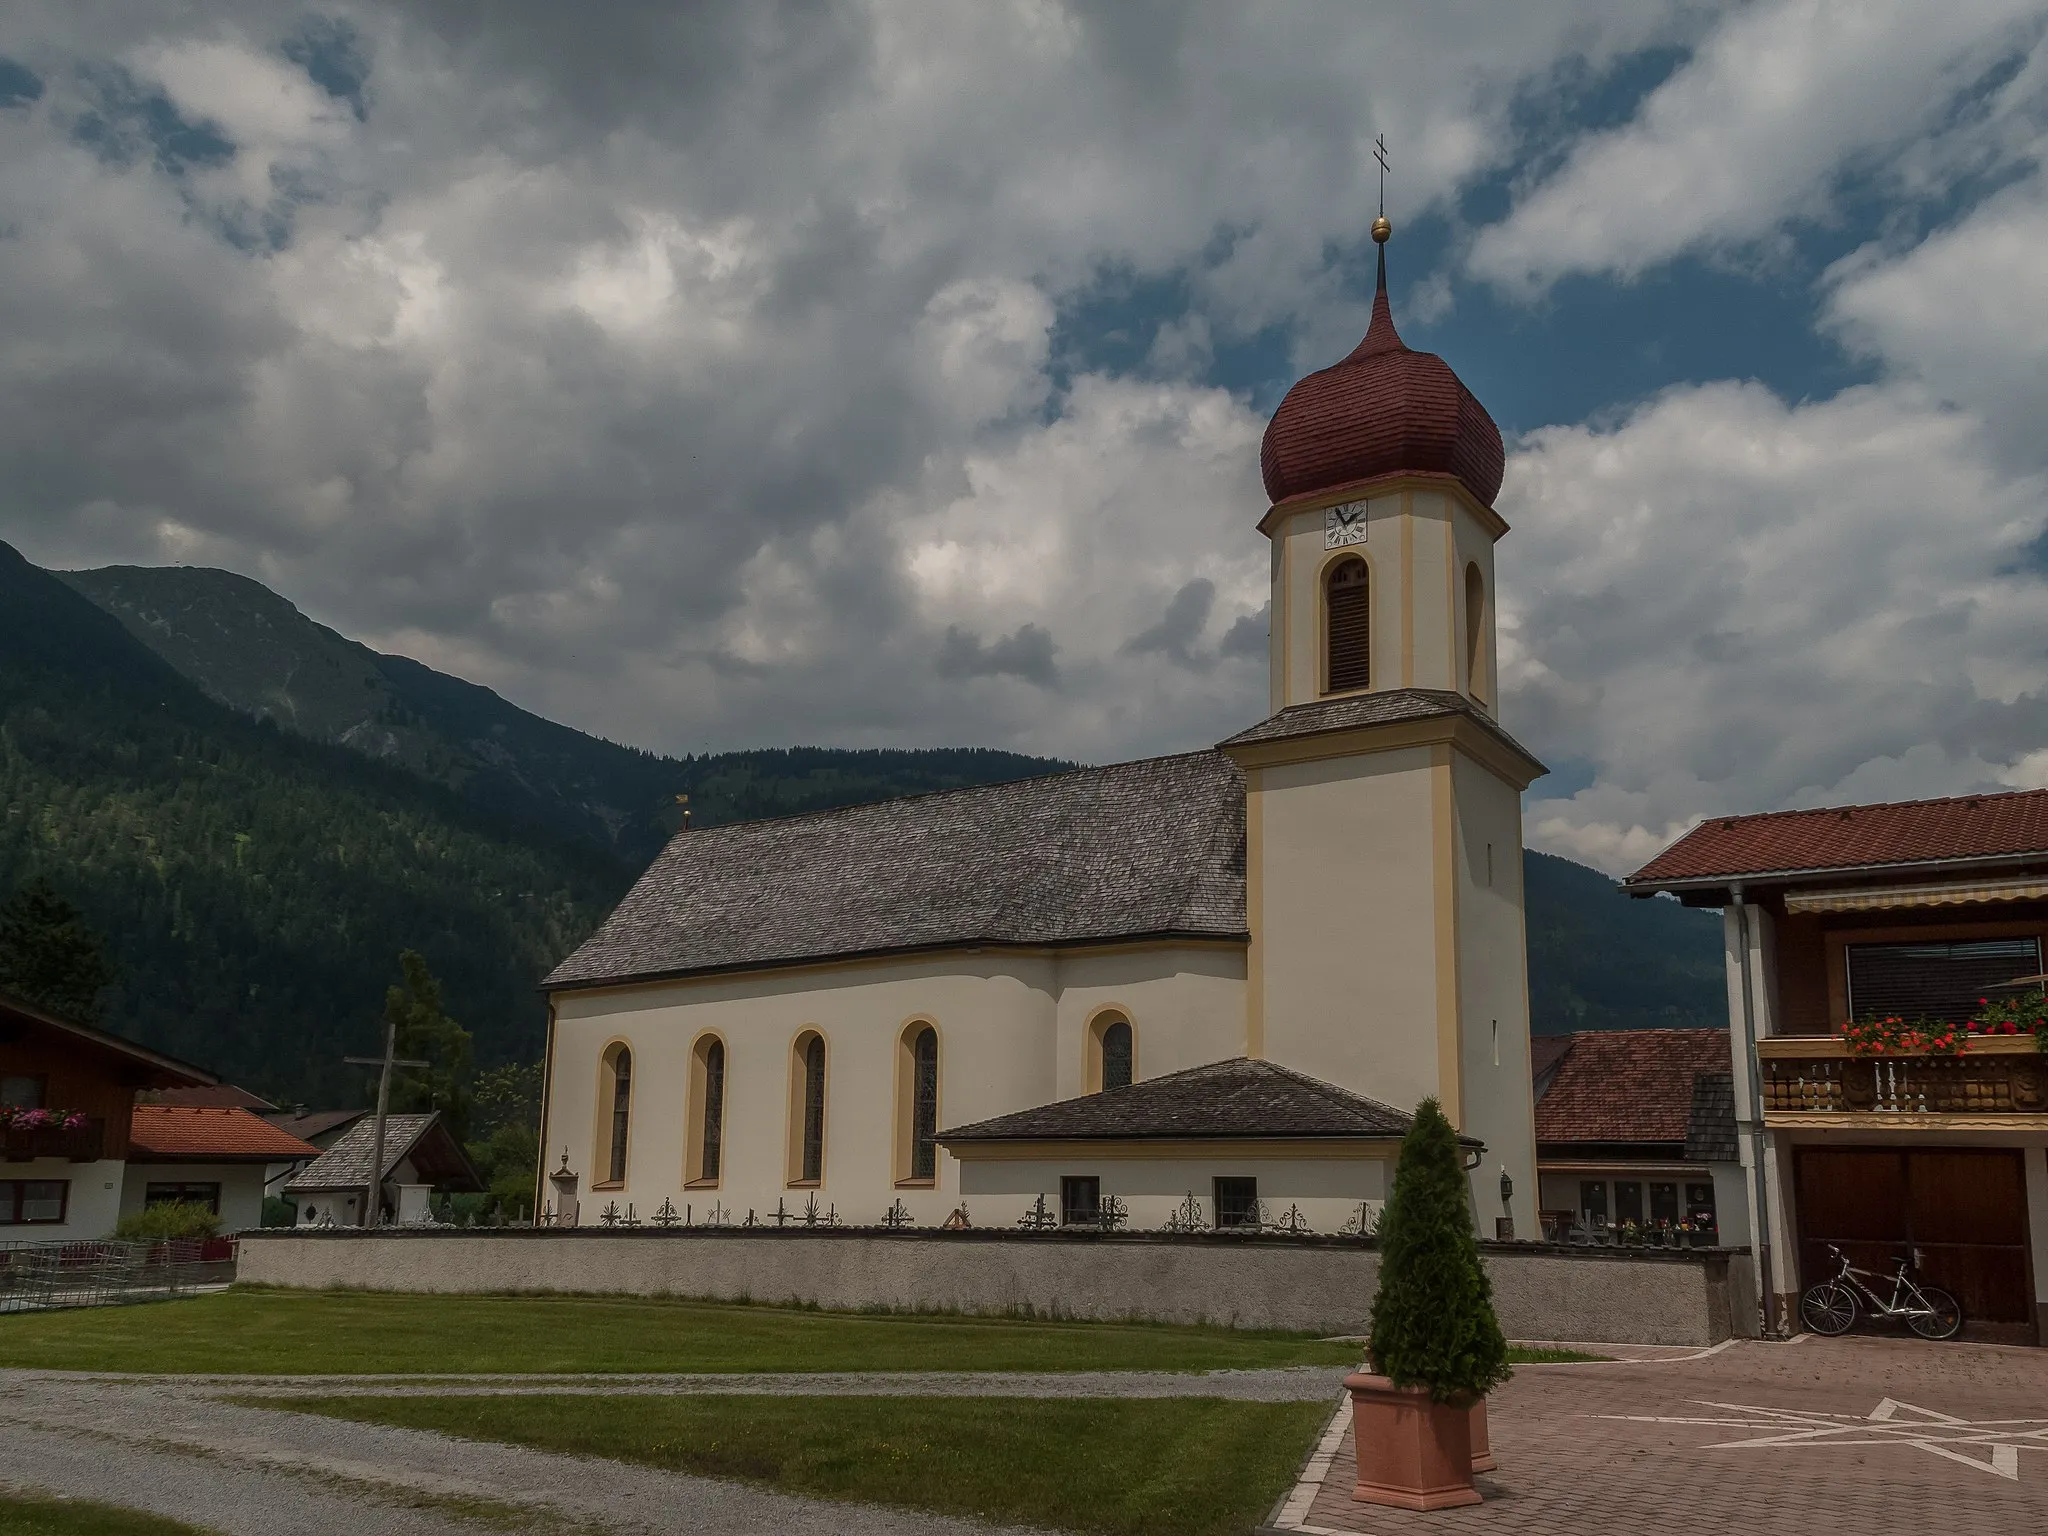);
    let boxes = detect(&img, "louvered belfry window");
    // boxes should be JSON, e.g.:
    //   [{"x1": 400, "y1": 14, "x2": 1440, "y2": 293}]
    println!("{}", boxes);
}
[
  {"x1": 1326, "y1": 558, "x2": 1370, "y2": 693},
  {"x1": 911, "y1": 1026, "x2": 939, "y2": 1181}
]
